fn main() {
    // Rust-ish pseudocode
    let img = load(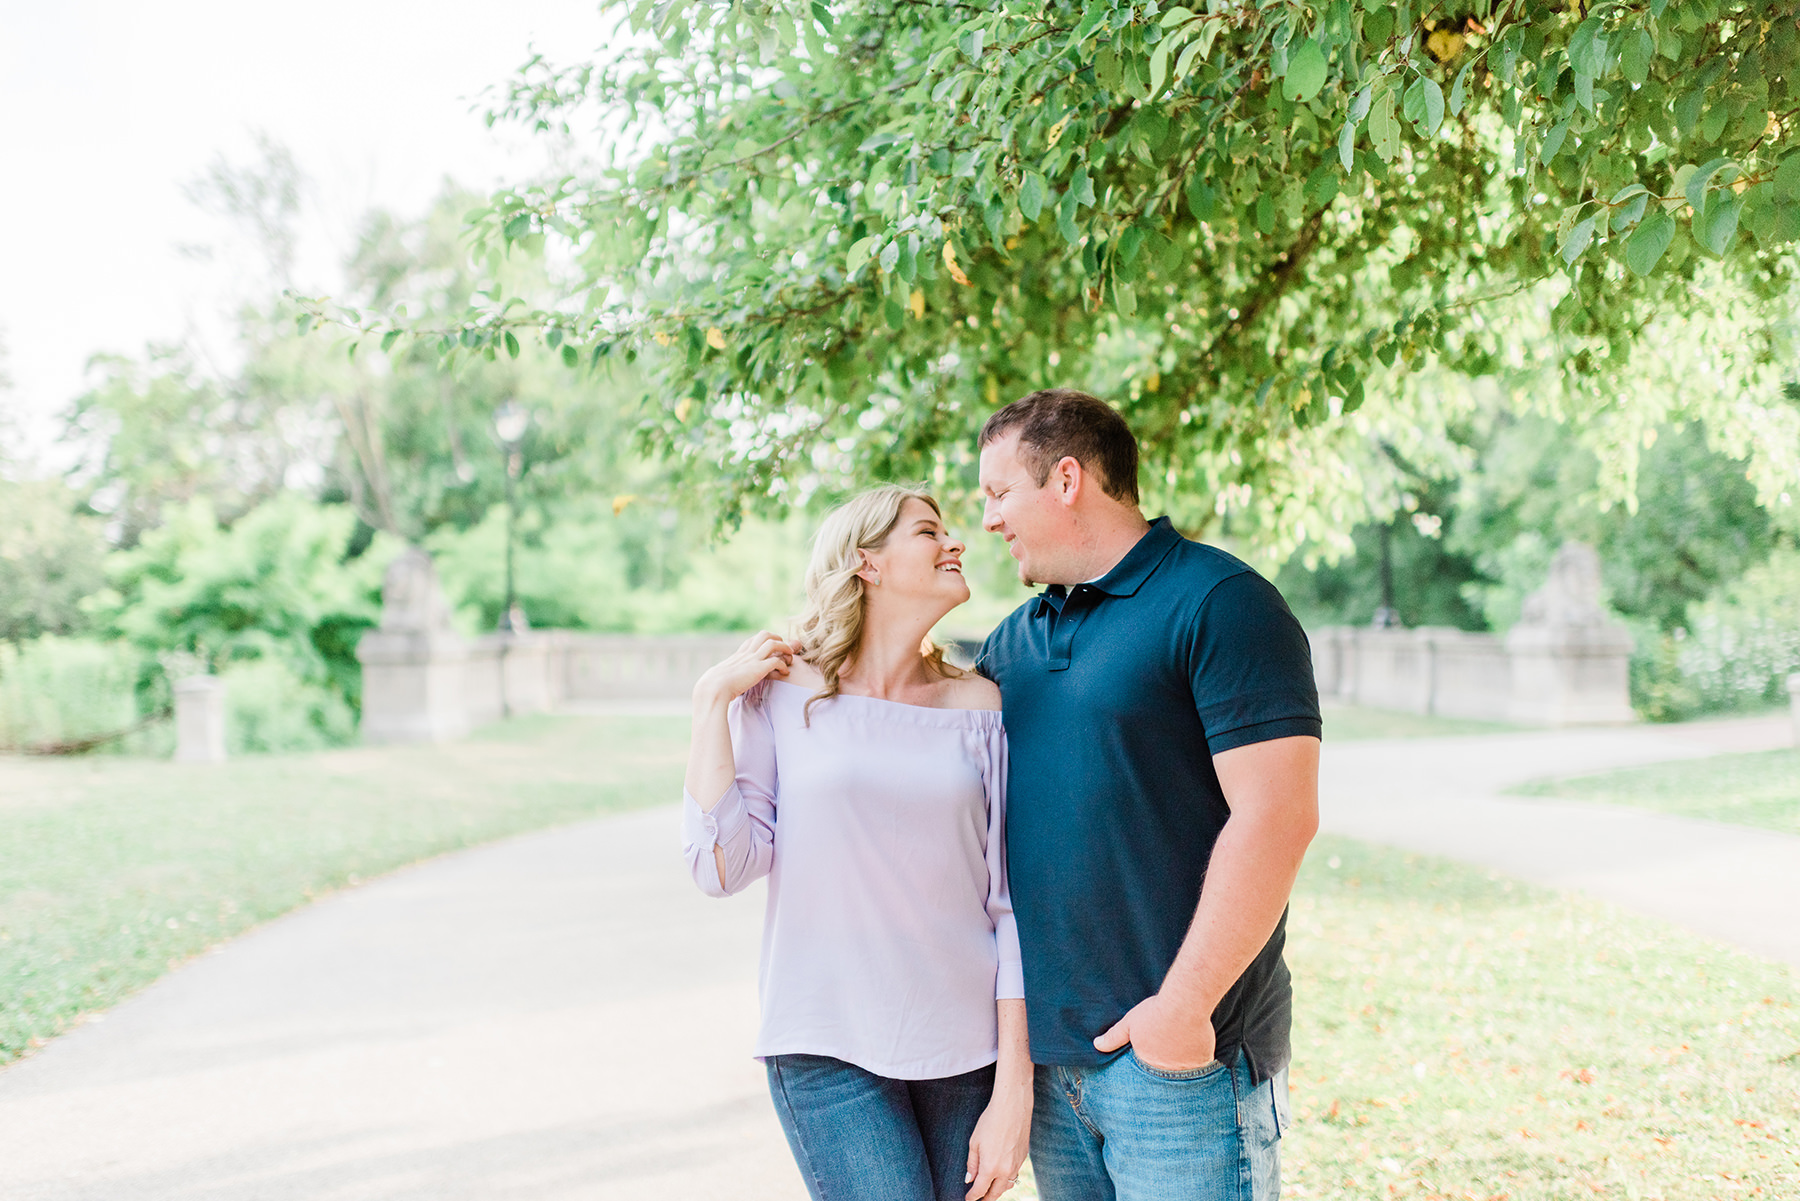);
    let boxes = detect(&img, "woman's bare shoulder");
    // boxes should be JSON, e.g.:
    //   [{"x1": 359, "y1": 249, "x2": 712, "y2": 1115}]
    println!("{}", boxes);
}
[{"x1": 944, "y1": 670, "x2": 1002, "y2": 712}]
